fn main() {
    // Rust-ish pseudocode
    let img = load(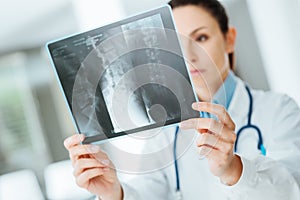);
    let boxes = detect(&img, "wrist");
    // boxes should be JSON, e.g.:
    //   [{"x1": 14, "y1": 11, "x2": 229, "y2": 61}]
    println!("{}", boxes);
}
[
  {"x1": 98, "y1": 182, "x2": 123, "y2": 200},
  {"x1": 115, "y1": 182, "x2": 123, "y2": 200},
  {"x1": 220, "y1": 155, "x2": 243, "y2": 186}
]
